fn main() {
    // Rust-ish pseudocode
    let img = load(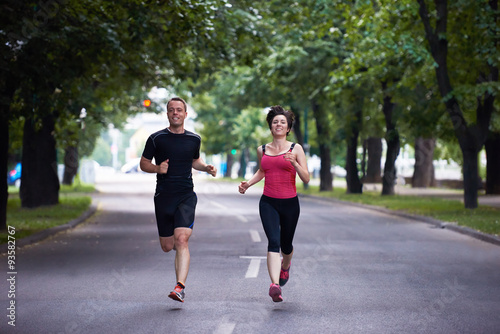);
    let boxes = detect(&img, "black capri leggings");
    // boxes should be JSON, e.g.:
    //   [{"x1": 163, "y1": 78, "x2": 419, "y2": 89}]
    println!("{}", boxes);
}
[{"x1": 259, "y1": 195, "x2": 300, "y2": 254}]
